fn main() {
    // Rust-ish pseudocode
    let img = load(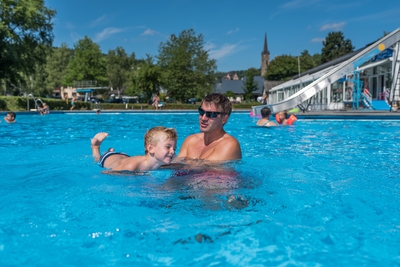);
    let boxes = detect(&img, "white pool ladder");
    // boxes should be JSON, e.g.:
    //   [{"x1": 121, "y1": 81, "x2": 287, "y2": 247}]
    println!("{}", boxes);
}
[{"x1": 27, "y1": 94, "x2": 44, "y2": 112}]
